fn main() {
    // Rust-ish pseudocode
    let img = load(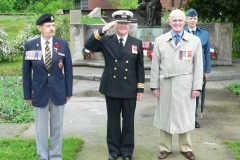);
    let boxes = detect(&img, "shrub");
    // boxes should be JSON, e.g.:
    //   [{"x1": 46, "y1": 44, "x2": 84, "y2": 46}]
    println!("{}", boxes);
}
[
  {"x1": 0, "y1": 0, "x2": 14, "y2": 13},
  {"x1": 0, "y1": 28, "x2": 17, "y2": 61}
]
